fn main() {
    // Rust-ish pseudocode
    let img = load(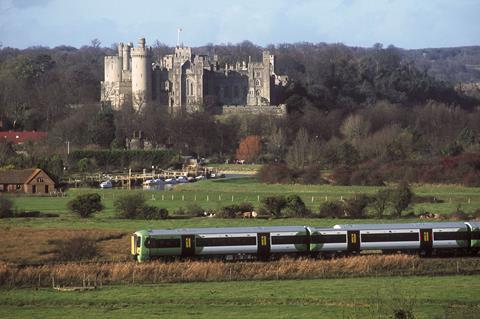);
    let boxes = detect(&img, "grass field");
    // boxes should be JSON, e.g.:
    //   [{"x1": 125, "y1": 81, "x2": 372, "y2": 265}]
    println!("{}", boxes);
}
[
  {"x1": 0, "y1": 275, "x2": 478, "y2": 318},
  {"x1": 1, "y1": 177, "x2": 479, "y2": 230}
]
